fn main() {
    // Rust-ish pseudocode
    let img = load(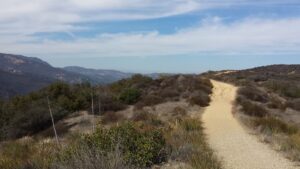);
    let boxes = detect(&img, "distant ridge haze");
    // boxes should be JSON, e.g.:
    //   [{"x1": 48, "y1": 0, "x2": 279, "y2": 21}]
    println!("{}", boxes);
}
[
  {"x1": 0, "y1": 53, "x2": 134, "y2": 99},
  {"x1": 63, "y1": 66, "x2": 133, "y2": 84},
  {"x1": 0, "y1": 53, "x2": 299, "y2": 99}
]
